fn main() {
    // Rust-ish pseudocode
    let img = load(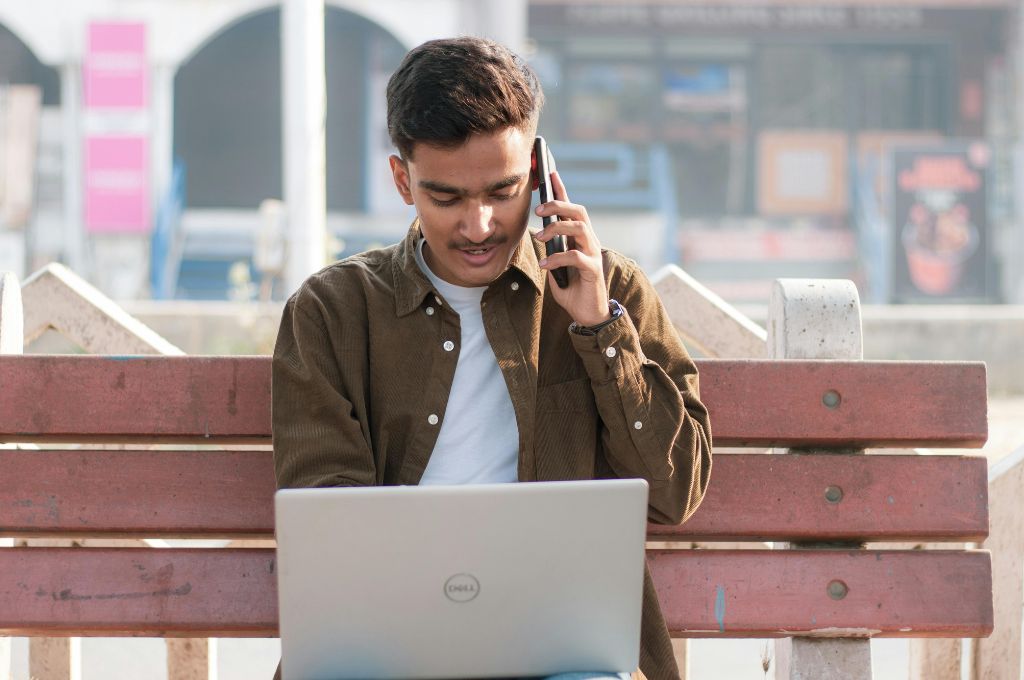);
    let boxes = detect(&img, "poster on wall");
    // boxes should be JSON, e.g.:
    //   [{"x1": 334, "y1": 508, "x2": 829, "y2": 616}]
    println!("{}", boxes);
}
[
  {"x1": 84, "y1": 135, "x2": 149, "y2": 234},
  {"x1": 84, "y1": 22, "x2": 147, "y2": 109},
  {"x1": 758, "y1": 131, "x2": 848, "y2": 216},
  {"x1": 890, "y1": 143, "x2": 994, "y2": 302},
  {"x1": 83, "y1": 21, "x2": 150, "y2": 234}
]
